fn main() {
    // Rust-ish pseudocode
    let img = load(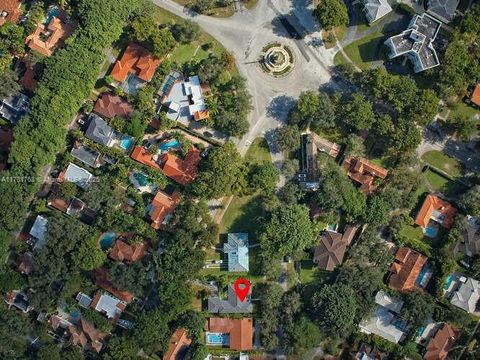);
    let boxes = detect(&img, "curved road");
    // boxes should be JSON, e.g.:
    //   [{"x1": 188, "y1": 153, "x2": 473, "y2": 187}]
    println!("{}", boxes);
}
[{"x1": 152, "y1": 0, "x2": 340, "y2": 162}]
